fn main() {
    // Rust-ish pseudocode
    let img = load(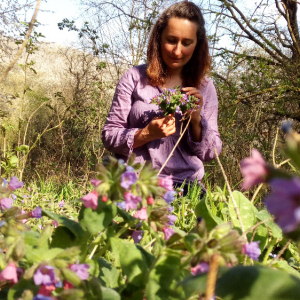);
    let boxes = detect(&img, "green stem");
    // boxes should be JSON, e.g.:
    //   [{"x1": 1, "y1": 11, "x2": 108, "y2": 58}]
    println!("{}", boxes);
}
[{"x1": 262, "y1": 238, "x2": 277, "y2": 265}]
